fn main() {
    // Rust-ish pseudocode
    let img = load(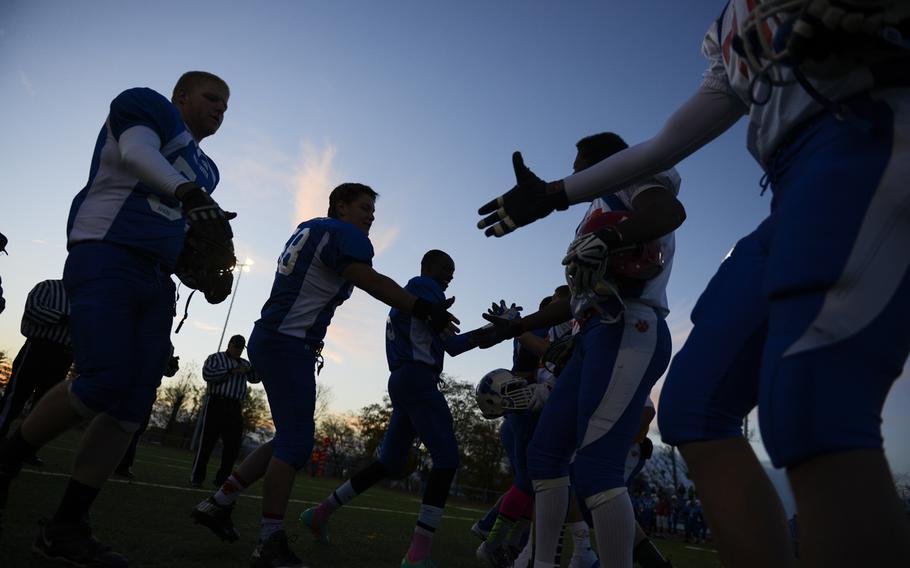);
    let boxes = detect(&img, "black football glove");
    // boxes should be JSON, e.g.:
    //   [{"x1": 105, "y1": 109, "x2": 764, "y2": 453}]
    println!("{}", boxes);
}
[
  {"x1": 177, "y1": 182, "x2": 236, "y2": 241},
  {"x1": 477, "y1": 152, "x2": 569, "y2": 237},
  {"x1": 469, "y1": 311, "x2": 523, "y2": 349},
  {"x1": 412, "y1": 297, "x2": 458, "y2": 334}
]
